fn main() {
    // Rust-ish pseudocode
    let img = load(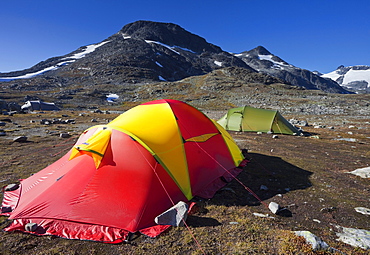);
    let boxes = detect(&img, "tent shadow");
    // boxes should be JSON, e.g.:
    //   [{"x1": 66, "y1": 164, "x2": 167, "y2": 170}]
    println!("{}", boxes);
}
[
  {"x1": 210, "y1": 152, "x2": 313, "y2": 207},
  {"x1": 186, "y1": 215, "x2": 221, "y2": 227}
]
